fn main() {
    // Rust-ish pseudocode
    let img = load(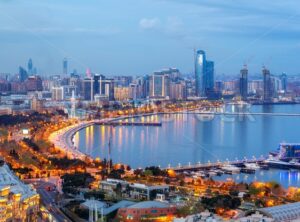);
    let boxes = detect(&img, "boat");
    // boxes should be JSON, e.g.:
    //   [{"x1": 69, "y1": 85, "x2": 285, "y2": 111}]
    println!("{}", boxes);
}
[
  {"x1": 264, "y1": 156, "x2": 300, "y2": 169},
  {"x1": 209, "y1": 169, "x2": 223, "y2": 176},
  {"x1": 259, "y1": 164, "x2": 270, "y2": 170},
  {"x1": 244, "y1": 163, "x2": 260, "y2": 170},
  {"x1": 207, "y1": 170, "x2": 217, "y2": 177},
  {"x1": 221, "y1": 164, "x2": 240, "y2": 174}
]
